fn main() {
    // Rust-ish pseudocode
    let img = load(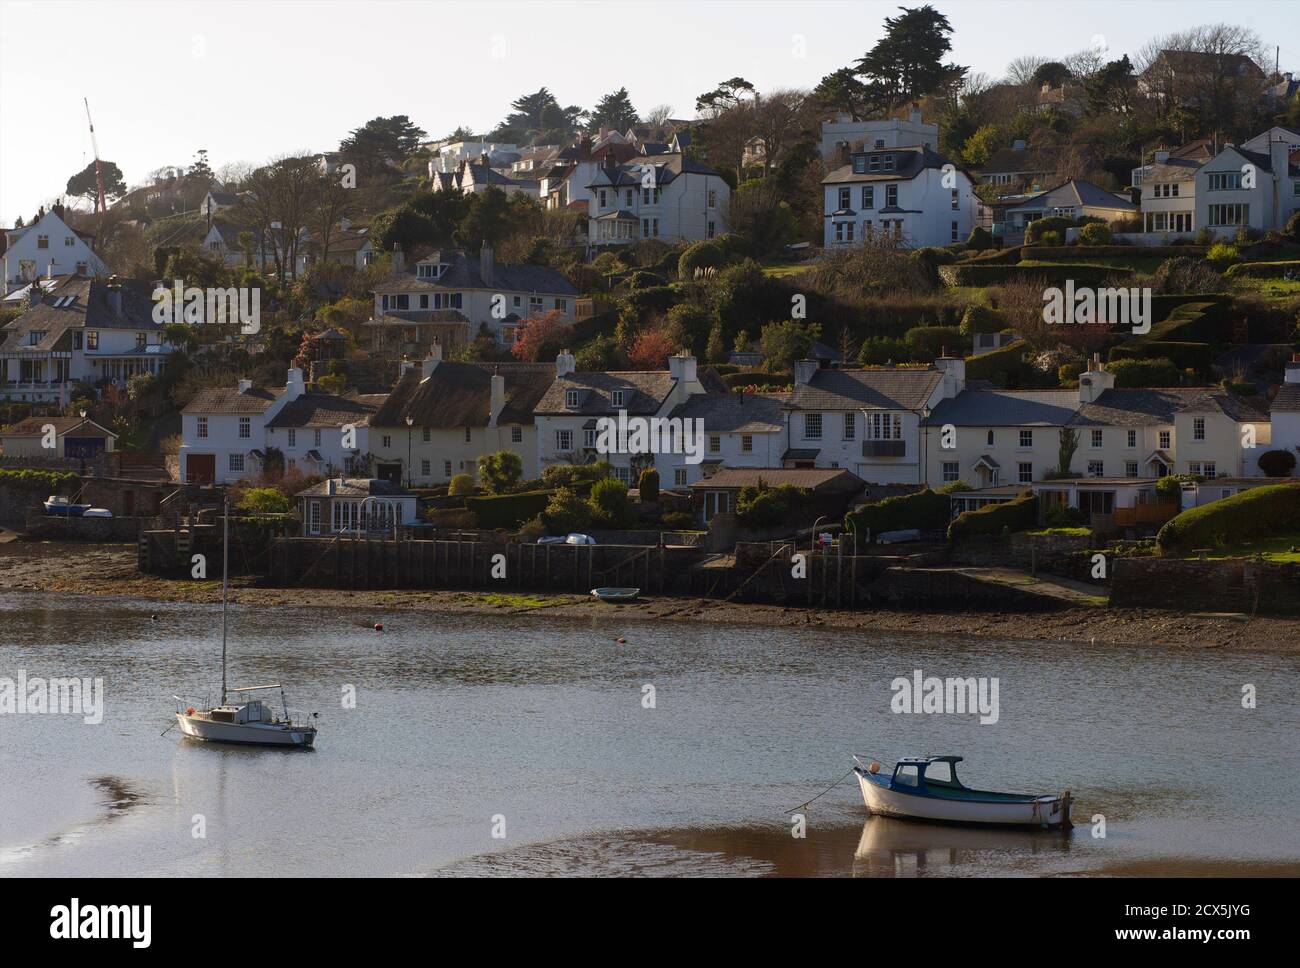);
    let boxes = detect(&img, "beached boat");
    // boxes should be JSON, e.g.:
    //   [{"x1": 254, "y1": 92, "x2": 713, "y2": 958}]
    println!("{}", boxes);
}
[
  {"x1": 852, "y1": 755, "x2": 1072, "y2": 828},
  {"x1": 590, "y1": 586, "x2": 640, "y2": 603},
  {"x1": 43, "y1": 495, "x2": 91, "y2": 516}
]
